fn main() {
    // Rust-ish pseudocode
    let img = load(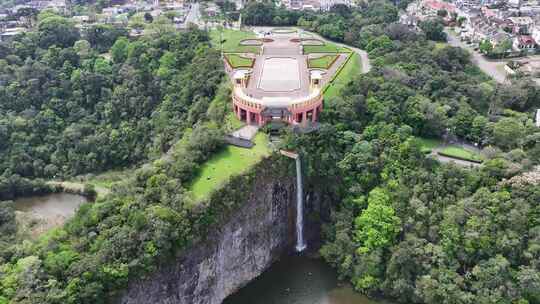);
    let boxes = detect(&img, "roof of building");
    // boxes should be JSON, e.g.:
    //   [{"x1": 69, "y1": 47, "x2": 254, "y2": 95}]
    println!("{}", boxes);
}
[
  {"x1": 422, "y1": 0, "x2": 456, "y2": 12},
  {"x1": 508, "y1": 16, "x2": 534, "y2": 24},
  {"x1": 518, "y1": 35, "x2": 537, "y2": 45},
  {"x1": 233, "y1": 70, "x2": 249, "y2": 79},
  {"x1": 310, "y1": 70, "x2": 323, "y2": 79}
]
